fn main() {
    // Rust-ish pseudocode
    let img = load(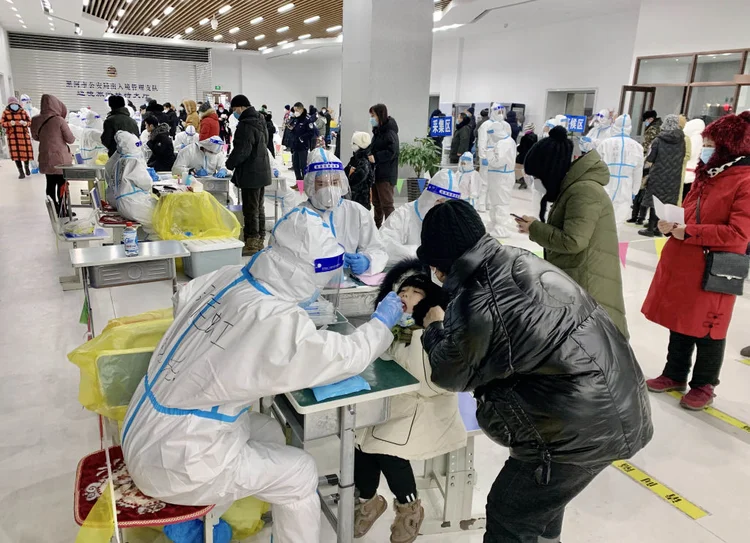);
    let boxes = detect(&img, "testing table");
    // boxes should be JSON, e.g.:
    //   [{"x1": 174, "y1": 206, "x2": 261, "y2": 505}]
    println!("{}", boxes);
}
[
  {"x1": 273, "y1": 322, "x2": 420, "y2": 543},
  {"x1": 199, "y1": 176, "x2": 231, "y2": 205},
  {"x1": 56, "y1": 163, "x2": 107, "y2": 217},
  {"x1": 70, "y1": 240, "x2": 189, "y2": 340}
]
